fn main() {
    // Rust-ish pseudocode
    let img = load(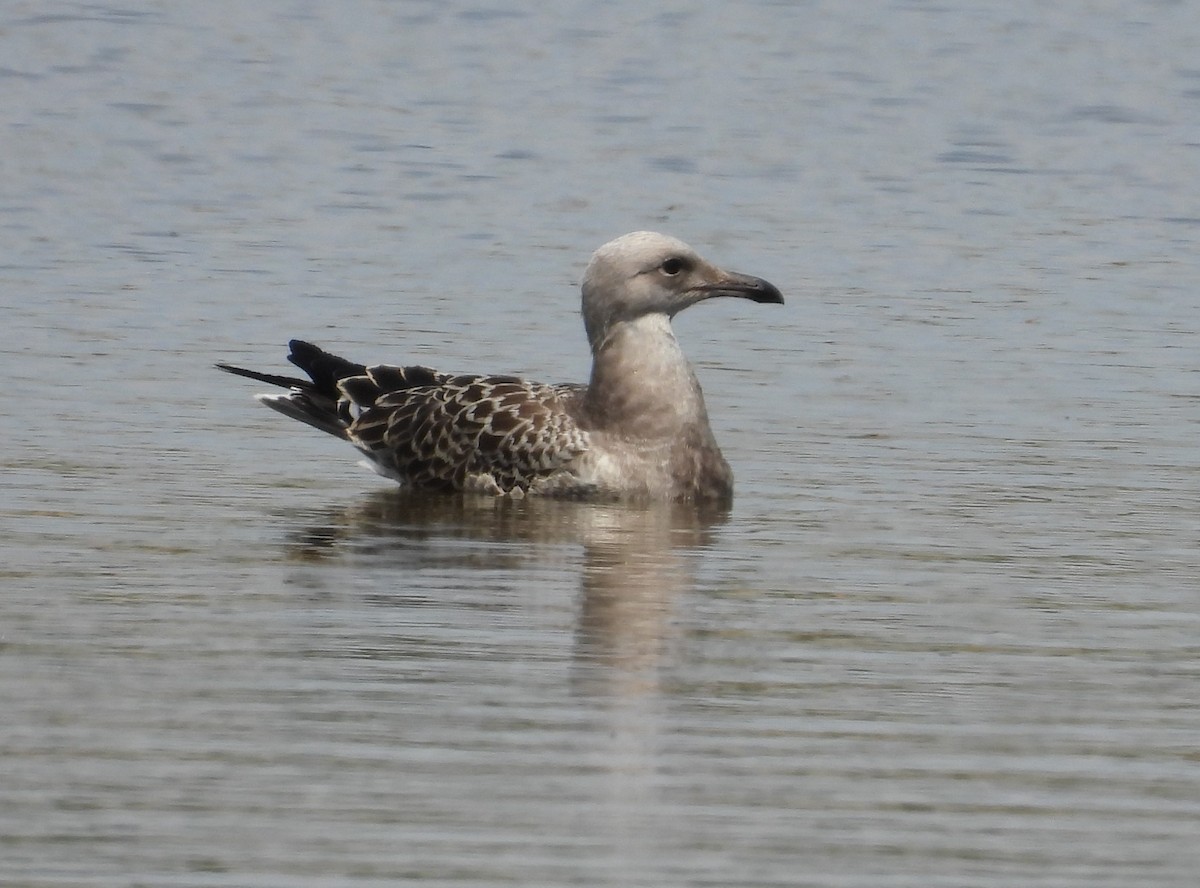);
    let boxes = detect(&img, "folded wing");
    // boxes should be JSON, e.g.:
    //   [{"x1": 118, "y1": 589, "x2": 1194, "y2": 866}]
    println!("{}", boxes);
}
[{"x1": 340, "y1": 368, "x2": 590, "y2": 492}]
